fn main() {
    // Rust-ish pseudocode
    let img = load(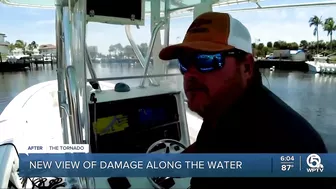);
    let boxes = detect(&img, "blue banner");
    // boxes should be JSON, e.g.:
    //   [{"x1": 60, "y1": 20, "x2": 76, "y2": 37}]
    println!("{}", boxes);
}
[{"x1": 18, "y1": 153, "x2": 336, "y2": 177}]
